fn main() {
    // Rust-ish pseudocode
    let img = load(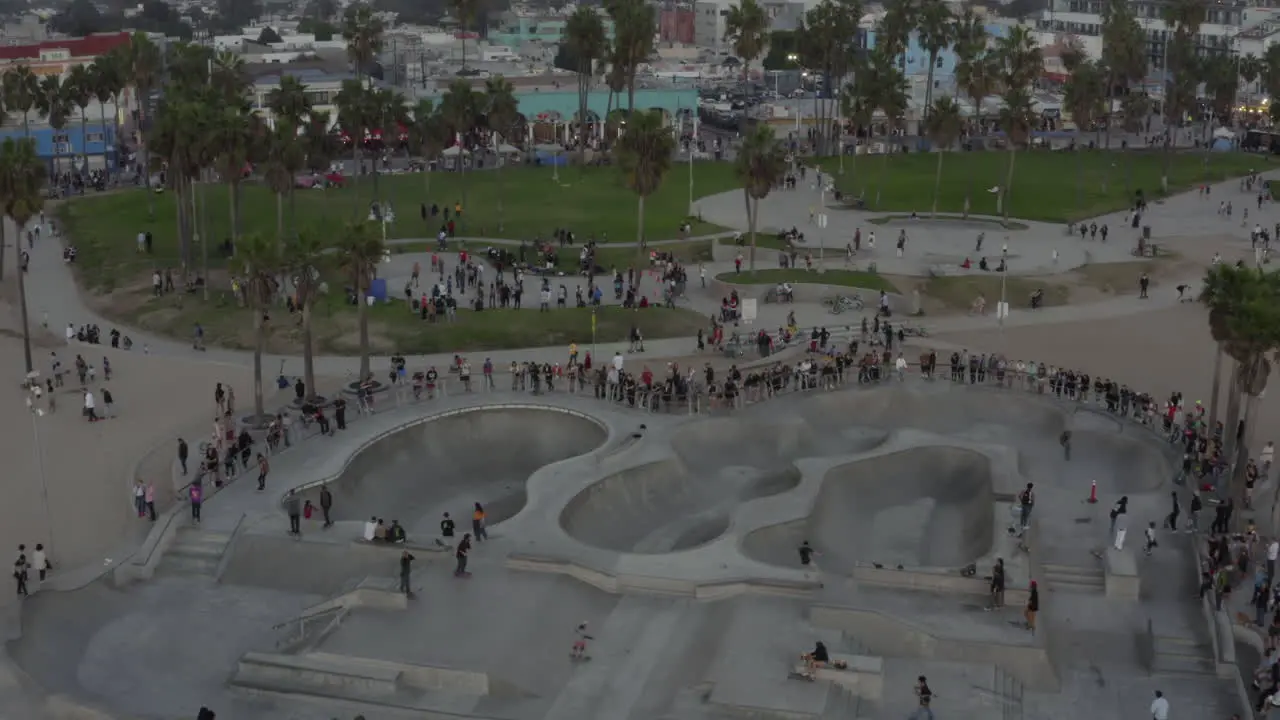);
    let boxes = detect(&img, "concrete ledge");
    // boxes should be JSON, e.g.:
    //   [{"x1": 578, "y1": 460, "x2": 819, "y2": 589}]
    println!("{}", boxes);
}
[
  {"x1": 850, "y1": 565, "x2": 1030, "y2": 605},
  {"x1": 795, "y1": 653, "x2": 885, "y2": 702},
  {"x1": 305, "y1": 652, "x2": 490, "y2": 695},
  {"x1": 506, "y1": 553, "x2": 821, "y2": 599},
  {"x1": 1103, "y1": 547, "x2": 1140, "y2": 600},
  {"x1": 810, "y1": 604, "x2": 1058, "y2": 691},
  {"x1": 351, "y1": 538, "x2": 450, "y2": 556},
  {"x1": 236, "y1": 651, "x2": 402, "y2": 697}
]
